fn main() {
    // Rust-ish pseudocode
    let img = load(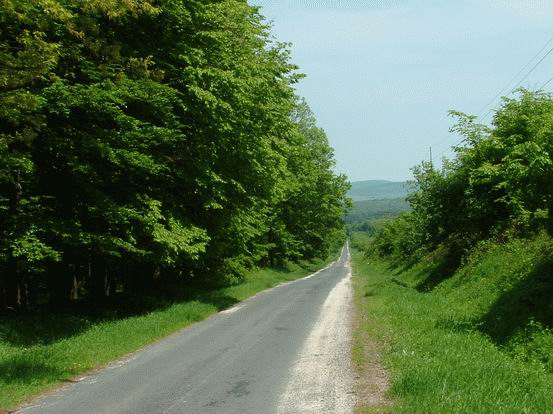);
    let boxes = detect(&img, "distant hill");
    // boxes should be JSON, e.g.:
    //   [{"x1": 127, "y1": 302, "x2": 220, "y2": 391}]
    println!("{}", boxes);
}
[
  {"x1": 348, "y1": 180, "x2": 410, "y2": 201},
  {"x1": 345, "y1": 198, "x2": 410, "y2": 224}
]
